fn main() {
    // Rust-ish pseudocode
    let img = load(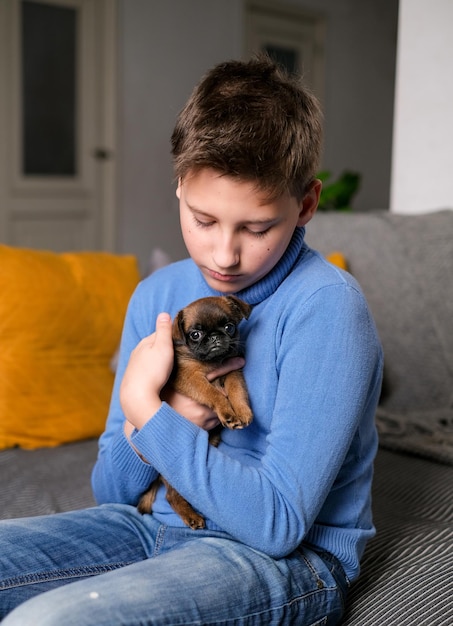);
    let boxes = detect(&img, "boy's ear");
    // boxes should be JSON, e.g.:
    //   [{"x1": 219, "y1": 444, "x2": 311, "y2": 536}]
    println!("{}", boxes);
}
[
  {"x1": 176, "y1": 178, "x2": 182, "y2": 199},
  {"x1": 297, "y1": 179, "x2": 322, "y2": 227}
]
